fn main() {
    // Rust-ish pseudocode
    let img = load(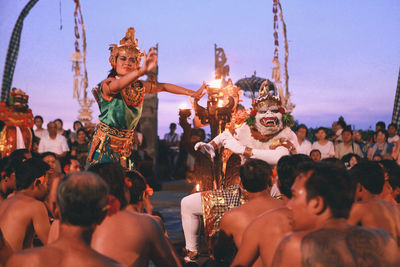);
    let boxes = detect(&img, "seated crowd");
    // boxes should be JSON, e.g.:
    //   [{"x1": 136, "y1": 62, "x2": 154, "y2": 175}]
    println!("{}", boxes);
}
[{"x1": 0, "y1": 115, "x2": 399, "y2": 266}]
